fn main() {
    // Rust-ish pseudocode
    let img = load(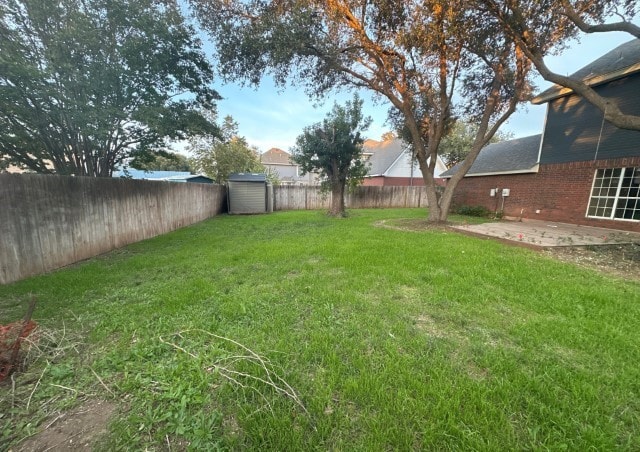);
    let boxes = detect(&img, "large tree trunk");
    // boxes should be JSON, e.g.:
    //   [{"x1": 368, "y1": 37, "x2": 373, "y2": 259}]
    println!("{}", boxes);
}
[
  {"x1": 411, "y1": 130, "x2": 447, "y2": 224},
  {"x1": 329, "y1": 180, "x2": 346, "y2": 217}
]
